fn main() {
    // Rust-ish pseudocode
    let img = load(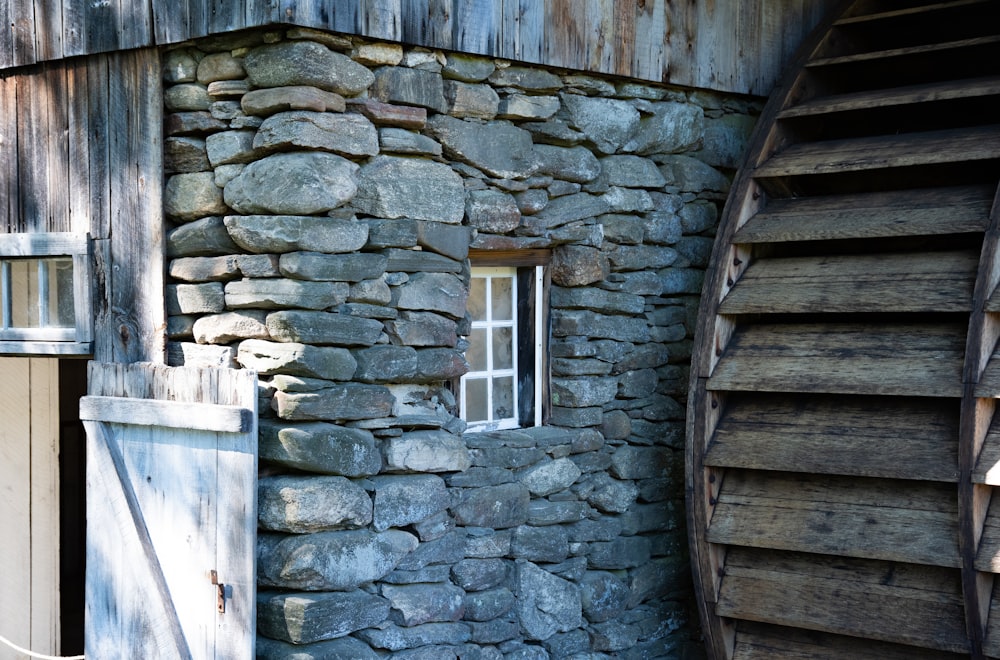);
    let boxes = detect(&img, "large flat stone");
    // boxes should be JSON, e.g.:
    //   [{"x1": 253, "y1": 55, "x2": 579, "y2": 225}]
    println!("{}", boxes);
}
[
  {"x1": 257, "y1": 590, "x2": 389, "y2": 644},
  {"x1": 371, "y1": 474, "x2": 450, "y2": 531},
  {"x1": 244, "y1": 41, "x2": 374, "y2": 96},
  {"x1": 224, "y1": 152, "x2": 359, "y2": 215},
  {"x1": 353, "y1": 155, "x2": 465, "y2": 223},
  {"x1": 258, "y1": 475, "x2": 373, "y2": 532},
  {"x1": 384, "y1": 430, "x2": 471, "y2": 472},
  {"x1": 426, "y1": 115, "x2": 538, "y2": 179},
  {"x1": 224, "y1": 214, "x2": 368, "y2": 254},
  {"x1": 273, "y1": 382, "x2": 395, "y2": 421},
  {"x1": 237, "y1": 339, "x2": 357, "y2": 380},
  {"x1": 255, "y1": 111, "x2": 378, "y2": 157},
  {"x1": 225, "y1": 278, "x2": 348, "y2": 310},
  {"x1": 266, "y1": 310, "x2": 384, "y2": 345},
  {"x1": 259, "y1": 420, "x2": 382, "y2": 476}
]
